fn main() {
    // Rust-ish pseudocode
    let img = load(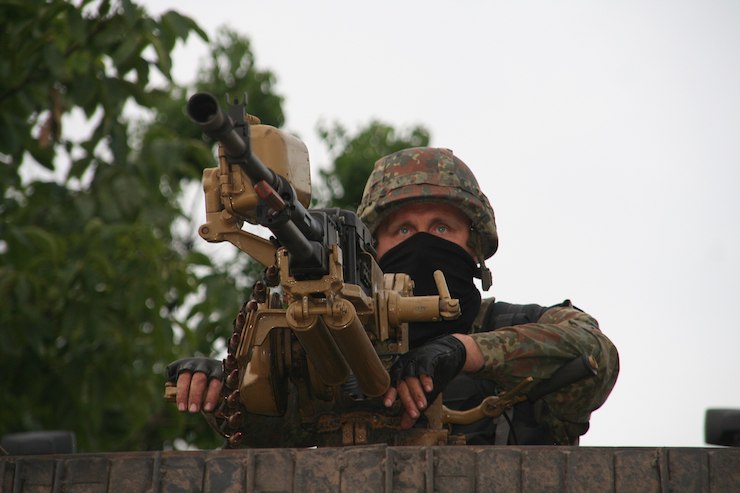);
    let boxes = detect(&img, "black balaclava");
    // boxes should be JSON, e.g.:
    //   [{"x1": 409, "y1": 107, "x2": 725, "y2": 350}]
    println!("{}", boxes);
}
[{"x1": 378, "y1": 232, "x2": 482, "y2": 348}]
